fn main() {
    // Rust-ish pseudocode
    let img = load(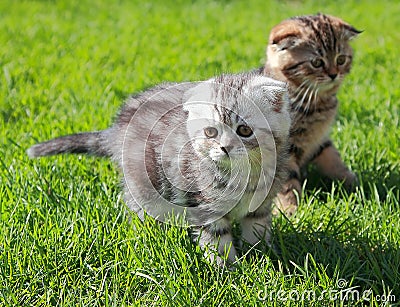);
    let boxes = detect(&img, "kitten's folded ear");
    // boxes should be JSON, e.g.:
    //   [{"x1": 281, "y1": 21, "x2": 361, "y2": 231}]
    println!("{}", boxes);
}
[
  {"x1": 269, "y1": 20, "x2": 302, "y2": 51},
  {"x1": 247, "y1": 76, "x2": 289, "y2": 113},
  {"x1": 327, "y1": 14, "x2": 363, "y2": 41},
  {"x1": 182, "y1": 81, "x2": 213, "y2": 115},
  {"x1": 343, "y1": 24, "x2": 363, "y2": 41}
]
